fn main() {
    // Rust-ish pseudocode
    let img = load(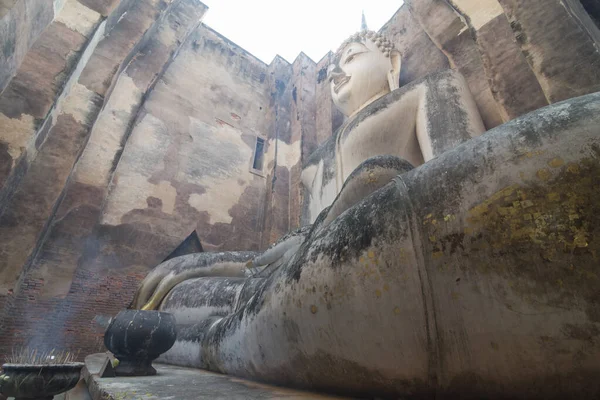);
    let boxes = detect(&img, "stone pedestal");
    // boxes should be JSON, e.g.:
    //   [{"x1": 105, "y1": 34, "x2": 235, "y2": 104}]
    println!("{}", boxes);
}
[{"x1": 82, "y1": 354, "x2": 345, "y2": 399}]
